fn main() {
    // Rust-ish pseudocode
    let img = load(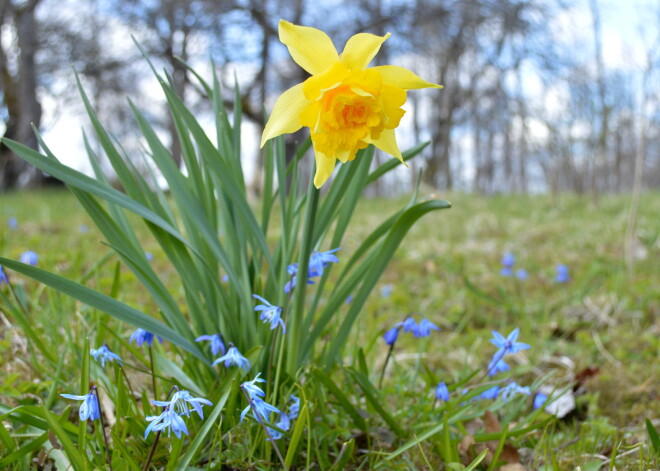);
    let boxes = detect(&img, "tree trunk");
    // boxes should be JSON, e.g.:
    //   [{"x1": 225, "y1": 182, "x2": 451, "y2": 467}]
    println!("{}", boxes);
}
[{"x1": 0, "y1": 0, "x2": 43, "y2": 191}]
